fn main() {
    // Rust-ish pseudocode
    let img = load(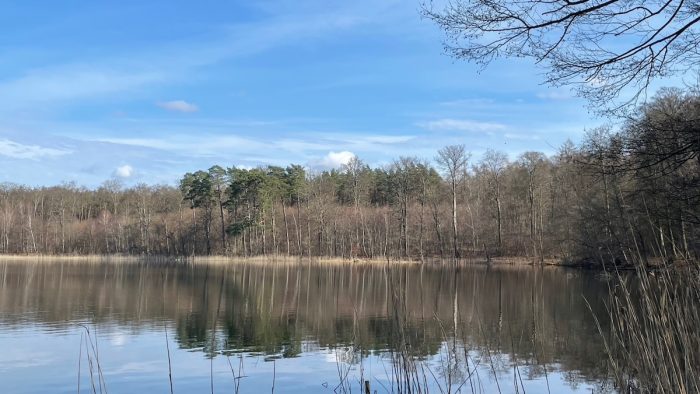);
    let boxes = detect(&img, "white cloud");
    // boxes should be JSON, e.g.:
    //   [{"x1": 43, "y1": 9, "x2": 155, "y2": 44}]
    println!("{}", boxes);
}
[
  {"x1": 419, "y1": 118, "x2": 506, "y2": 132},
  {"x1": 315, "y1": 151, "x2": 355, "y2": 169},
  {"x1": 0, "y1": 139, "x2": 71, "y2": 160},
  {"x1": 157, "y1": 100, "x2": 199, "y2": 113},
  {"x1": 115, "y1": 165, "x2": 134, "y2": 178}
]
